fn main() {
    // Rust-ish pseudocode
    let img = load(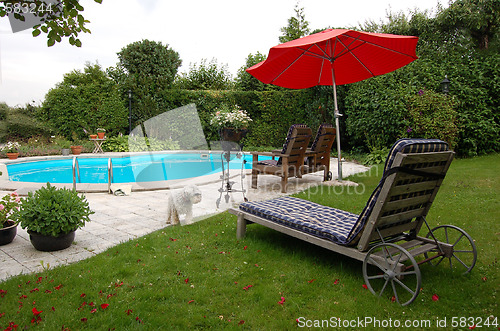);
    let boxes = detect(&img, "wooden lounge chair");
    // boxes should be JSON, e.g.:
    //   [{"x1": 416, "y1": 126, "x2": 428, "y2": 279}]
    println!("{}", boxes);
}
[
  {"x1": 302, "y1": 123, "x2": 336, "y2": 181},
  {"x1": 251, "y1": 124, "x2": 312, "y2": 193},
  {"x1": 230, "y1": 138, "x2": 477, "y2": 305}
]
